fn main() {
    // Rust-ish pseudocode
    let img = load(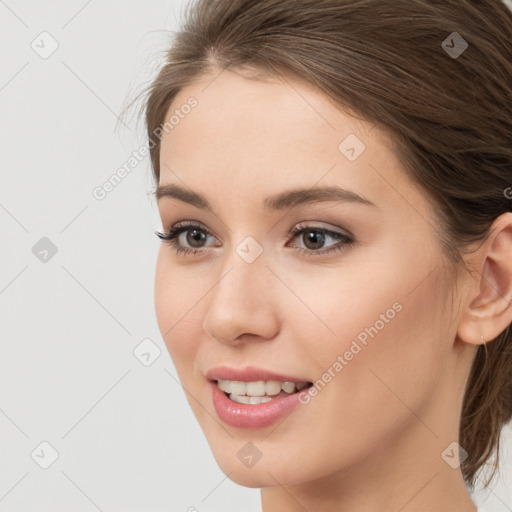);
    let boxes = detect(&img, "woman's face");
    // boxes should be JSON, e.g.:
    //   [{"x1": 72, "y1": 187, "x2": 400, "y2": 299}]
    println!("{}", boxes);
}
[{"x1": 154, "y1": 68, "x2": 470, "y2": 488}]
